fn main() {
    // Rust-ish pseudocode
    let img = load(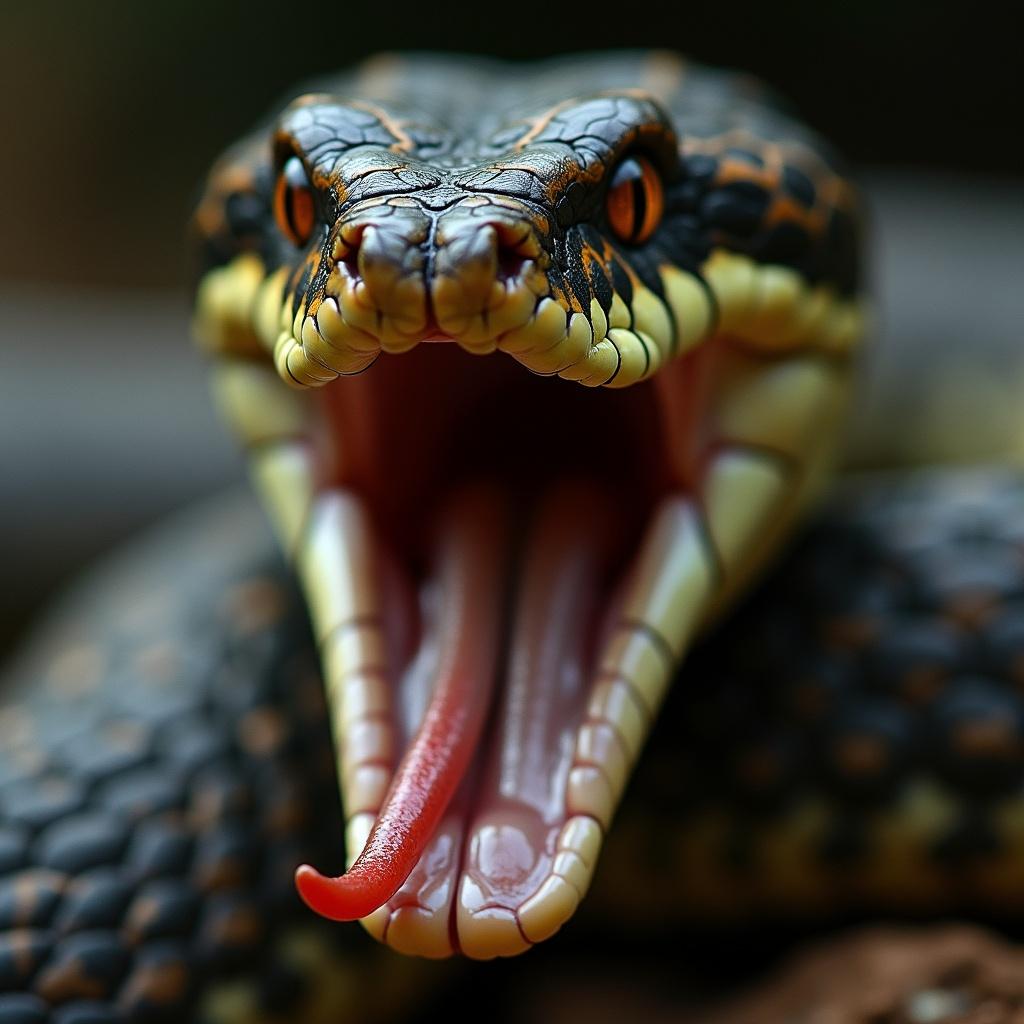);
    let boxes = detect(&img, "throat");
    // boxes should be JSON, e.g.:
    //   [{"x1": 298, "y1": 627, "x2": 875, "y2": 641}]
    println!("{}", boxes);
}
[{"x1": 313, "y1": 344, "x2": 664, "y2": 561}]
